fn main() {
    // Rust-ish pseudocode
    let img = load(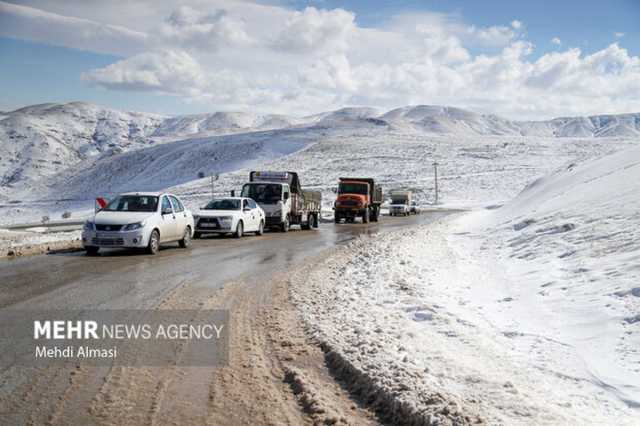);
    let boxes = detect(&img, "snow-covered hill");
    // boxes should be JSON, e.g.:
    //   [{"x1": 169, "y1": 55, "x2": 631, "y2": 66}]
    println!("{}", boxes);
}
[
  {"x1": 151, "y1": 111, "x2": 306, "y2": 139},
  {"x1": 0, "y1": 102, "x2": 164, "y2": 196},
  {"x1": 1, "y1": 101, "x2": 638, "y2": 206}
]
